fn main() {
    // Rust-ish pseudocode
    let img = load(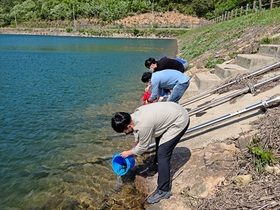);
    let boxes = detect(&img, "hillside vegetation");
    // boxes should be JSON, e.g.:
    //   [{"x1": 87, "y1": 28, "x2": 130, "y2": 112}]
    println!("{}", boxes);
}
[
  {"x1": 0, "y1": 0, "x2": 275, "y2": 27},
  {"x1": 177, "y1": 7, "x2": 280, "y2": 75}
]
